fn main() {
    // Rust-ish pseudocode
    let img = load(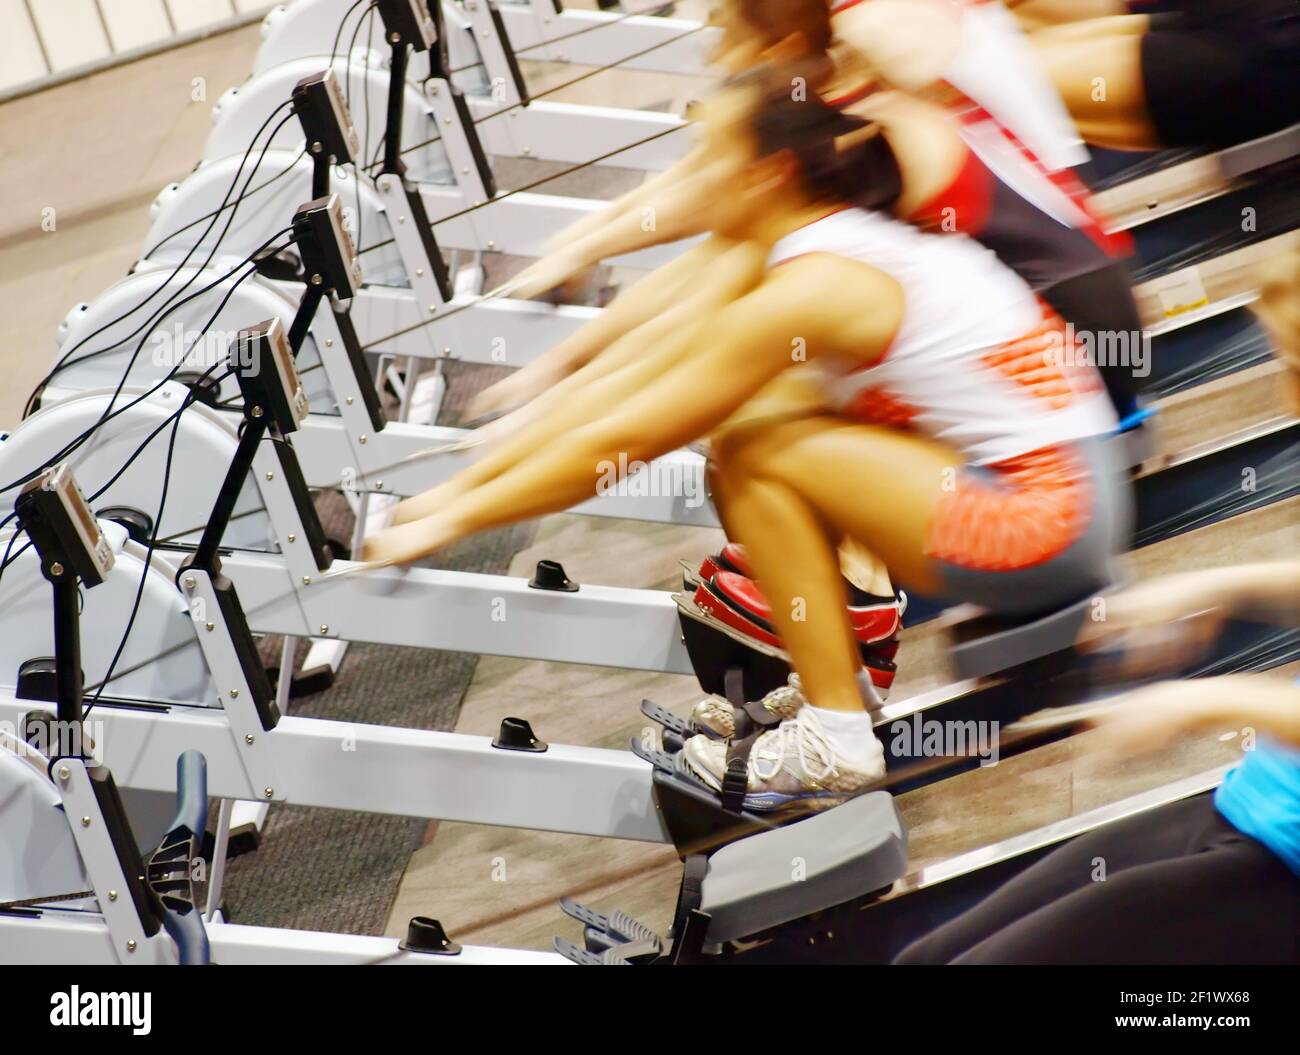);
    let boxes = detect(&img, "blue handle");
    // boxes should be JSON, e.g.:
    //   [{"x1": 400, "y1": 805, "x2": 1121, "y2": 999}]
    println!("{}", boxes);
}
[
  {"x1": 163, "y1": 750, "x2": 211, "y2": 965},
  {"x1": 163, "y1": 904, "x2": 211, "y2": 966},
  {"x1": 170, "y1": 750, "x2": 208, "y2": 838}
]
